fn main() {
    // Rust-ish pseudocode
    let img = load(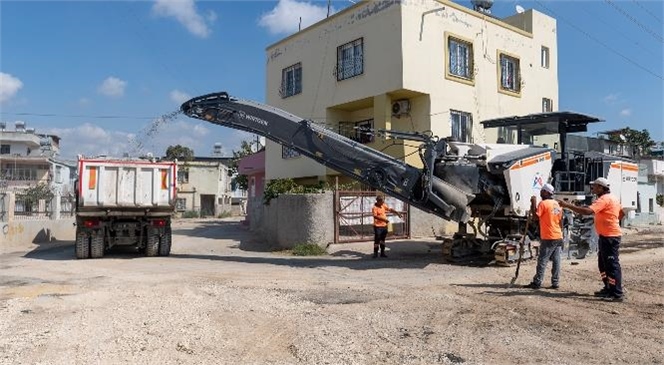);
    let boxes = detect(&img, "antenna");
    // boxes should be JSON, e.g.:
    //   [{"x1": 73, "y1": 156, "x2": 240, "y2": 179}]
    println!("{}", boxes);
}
[{"x1": 516, "y1": 4, "x2": 525, "y2": 13}]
